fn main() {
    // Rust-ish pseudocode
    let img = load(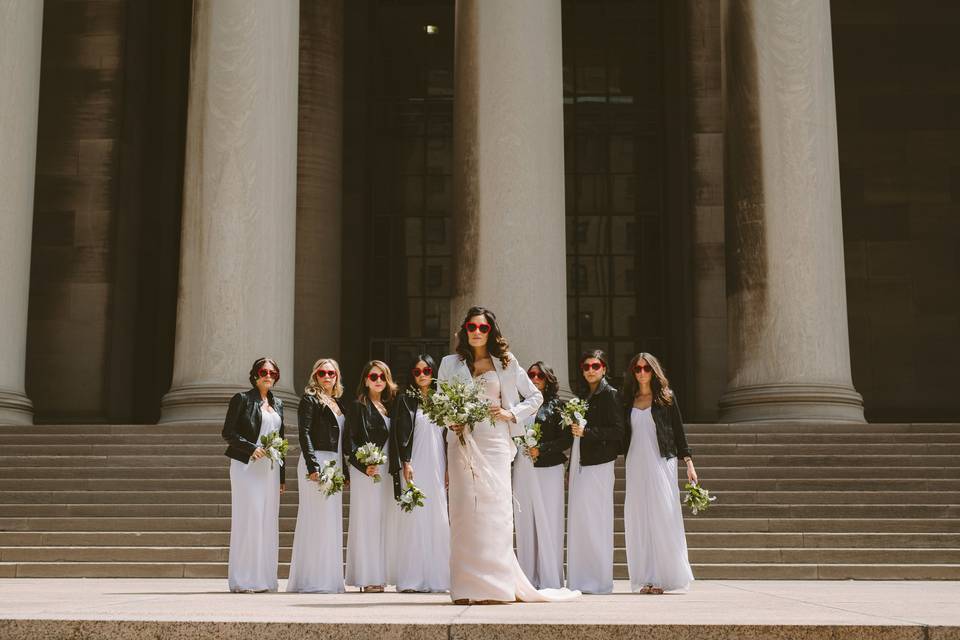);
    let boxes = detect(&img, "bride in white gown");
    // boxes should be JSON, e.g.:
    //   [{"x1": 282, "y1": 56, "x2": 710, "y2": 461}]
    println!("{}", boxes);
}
[{"x1": 438, "y1": 306, "x2": 580, "y2": 604}]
